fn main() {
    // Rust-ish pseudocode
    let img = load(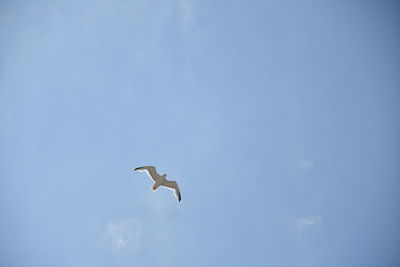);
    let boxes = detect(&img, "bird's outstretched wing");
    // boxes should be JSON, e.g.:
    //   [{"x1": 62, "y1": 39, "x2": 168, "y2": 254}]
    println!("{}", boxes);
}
[
  {"x1": 162, "y1": 180, "x2": 181, "y2": 202},
  {"x1": 134, "y1": 166, "x2": 160, "y2": 182}
]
